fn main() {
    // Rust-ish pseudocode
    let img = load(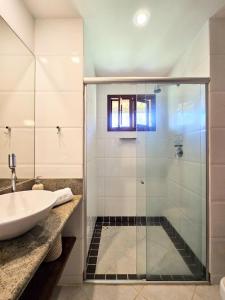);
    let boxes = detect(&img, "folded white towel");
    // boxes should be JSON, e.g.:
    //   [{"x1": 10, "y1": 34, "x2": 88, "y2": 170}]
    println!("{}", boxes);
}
[{"x1": 53, "y1": 187, "x2": 74, "y2": 207}]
